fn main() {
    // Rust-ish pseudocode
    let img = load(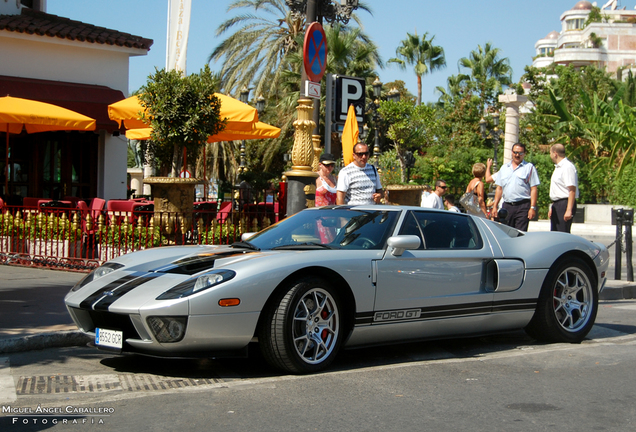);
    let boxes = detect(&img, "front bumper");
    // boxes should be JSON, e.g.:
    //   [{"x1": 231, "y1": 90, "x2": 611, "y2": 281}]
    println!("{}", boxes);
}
[{"x1": 67, "y1": 306, "x2": 260, "y2": 358}]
